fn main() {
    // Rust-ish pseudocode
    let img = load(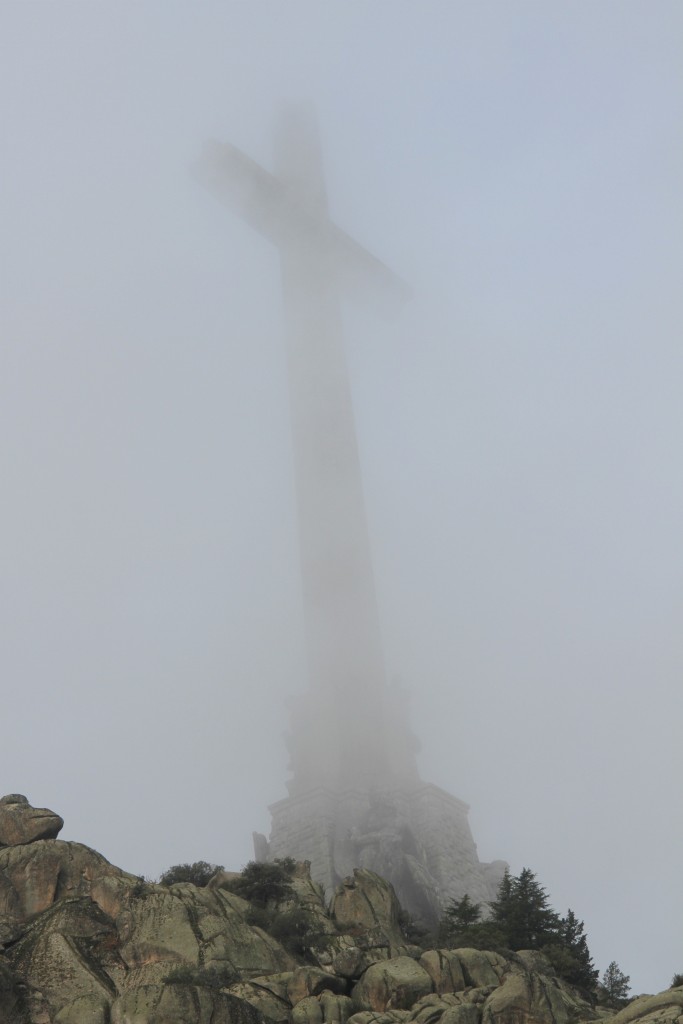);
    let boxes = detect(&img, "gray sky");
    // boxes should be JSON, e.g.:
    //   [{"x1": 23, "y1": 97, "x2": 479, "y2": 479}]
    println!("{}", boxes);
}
[{"x1": 1, "y1": 0, "x2": 681, "y2": 995}]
